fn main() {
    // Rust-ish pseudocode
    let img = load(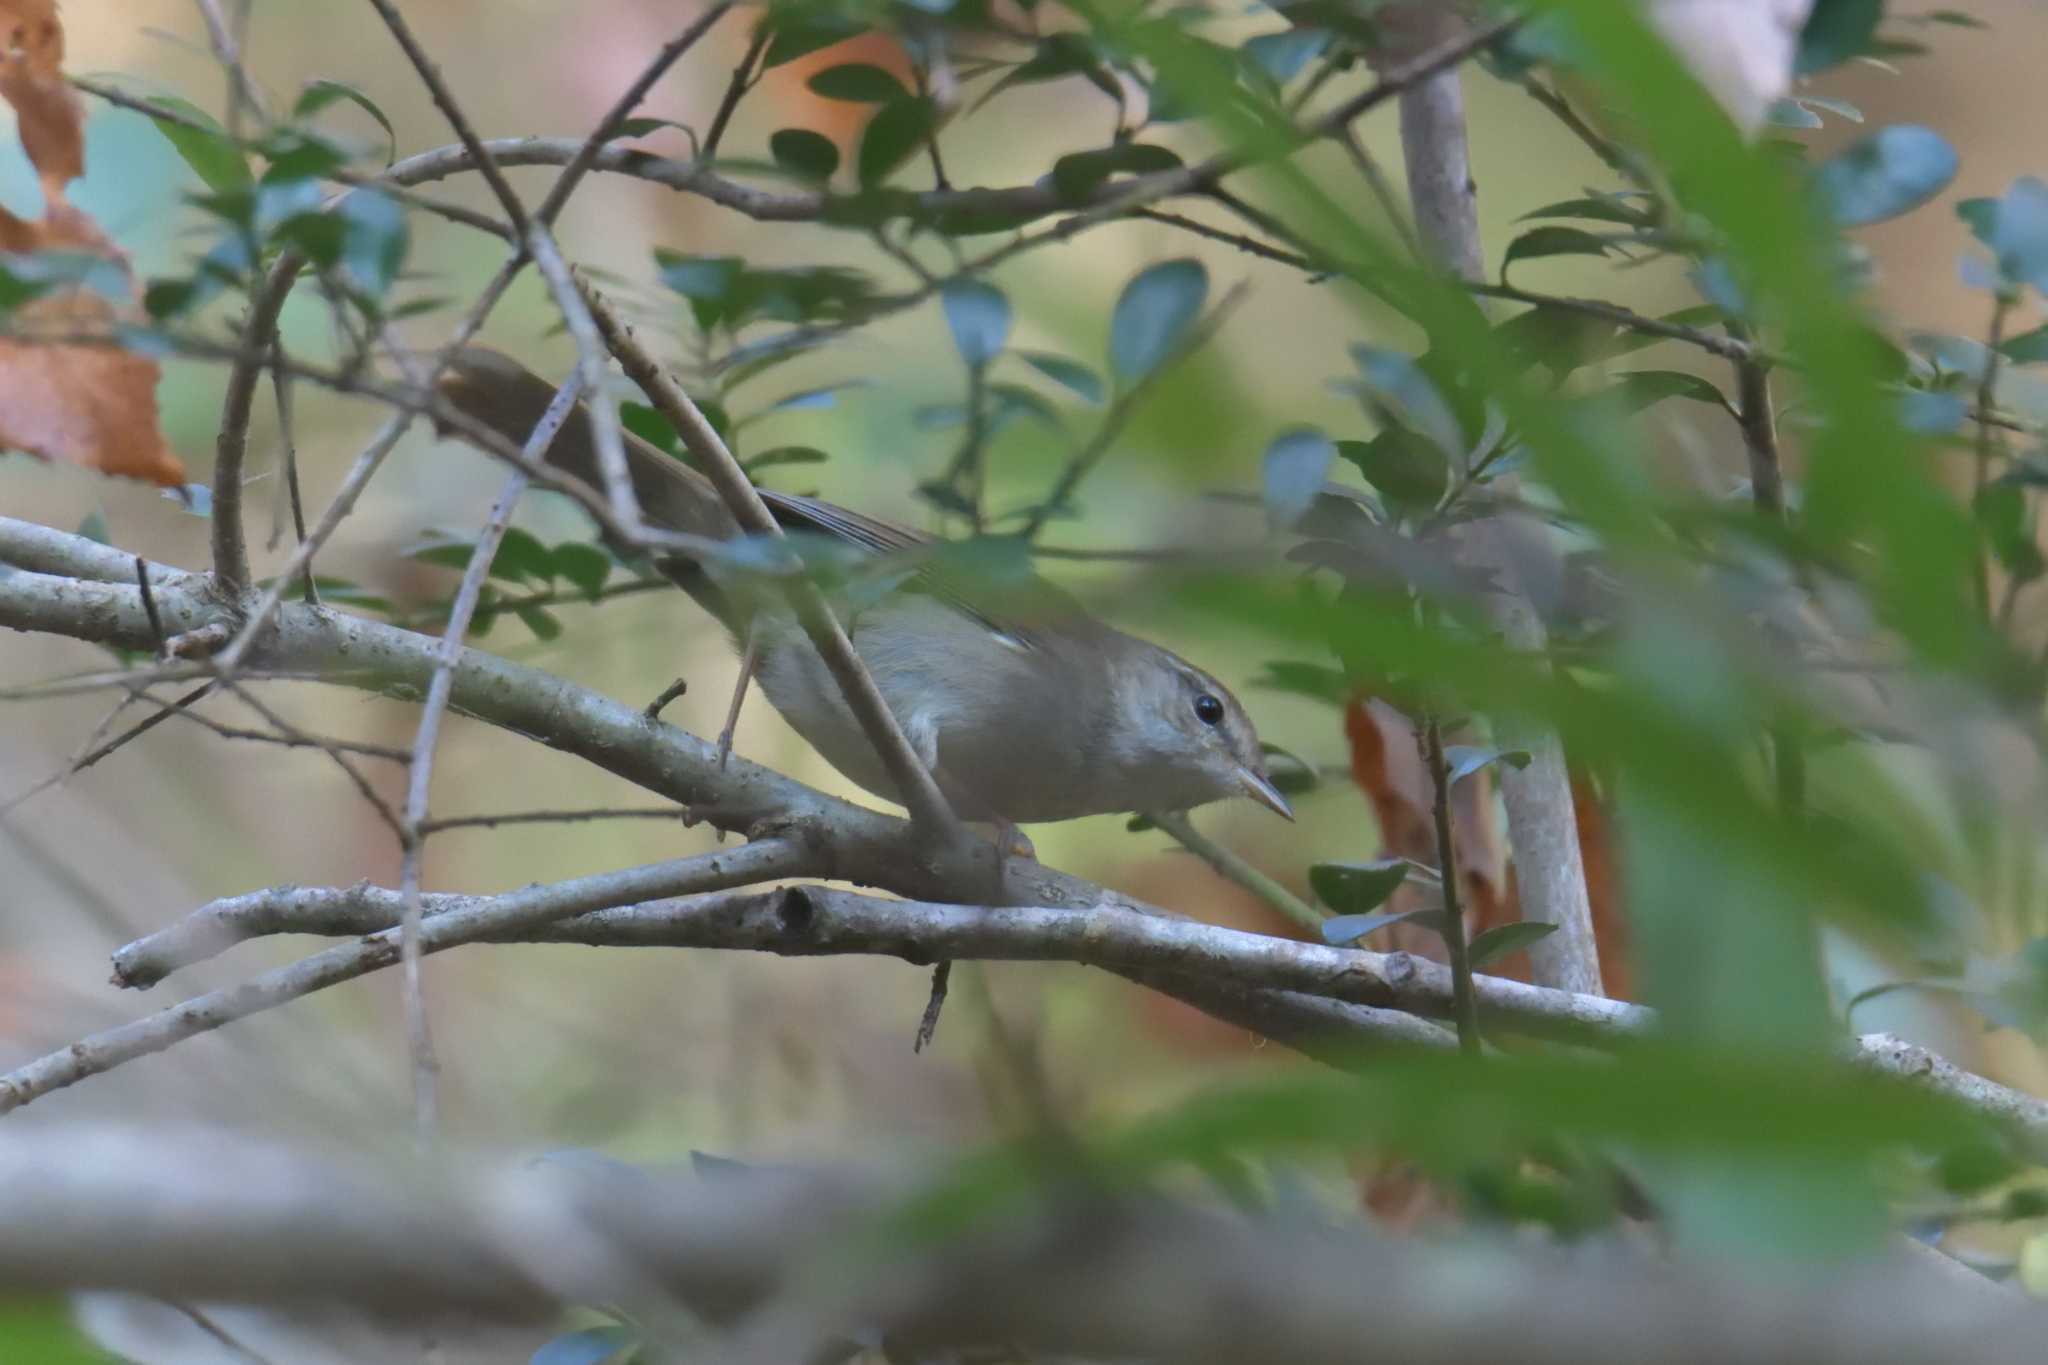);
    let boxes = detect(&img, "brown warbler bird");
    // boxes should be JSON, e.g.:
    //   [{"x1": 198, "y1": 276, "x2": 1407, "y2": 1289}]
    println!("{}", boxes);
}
[{"x1": 437, "y1": 348, "x2": 1291, "y2": 827}]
